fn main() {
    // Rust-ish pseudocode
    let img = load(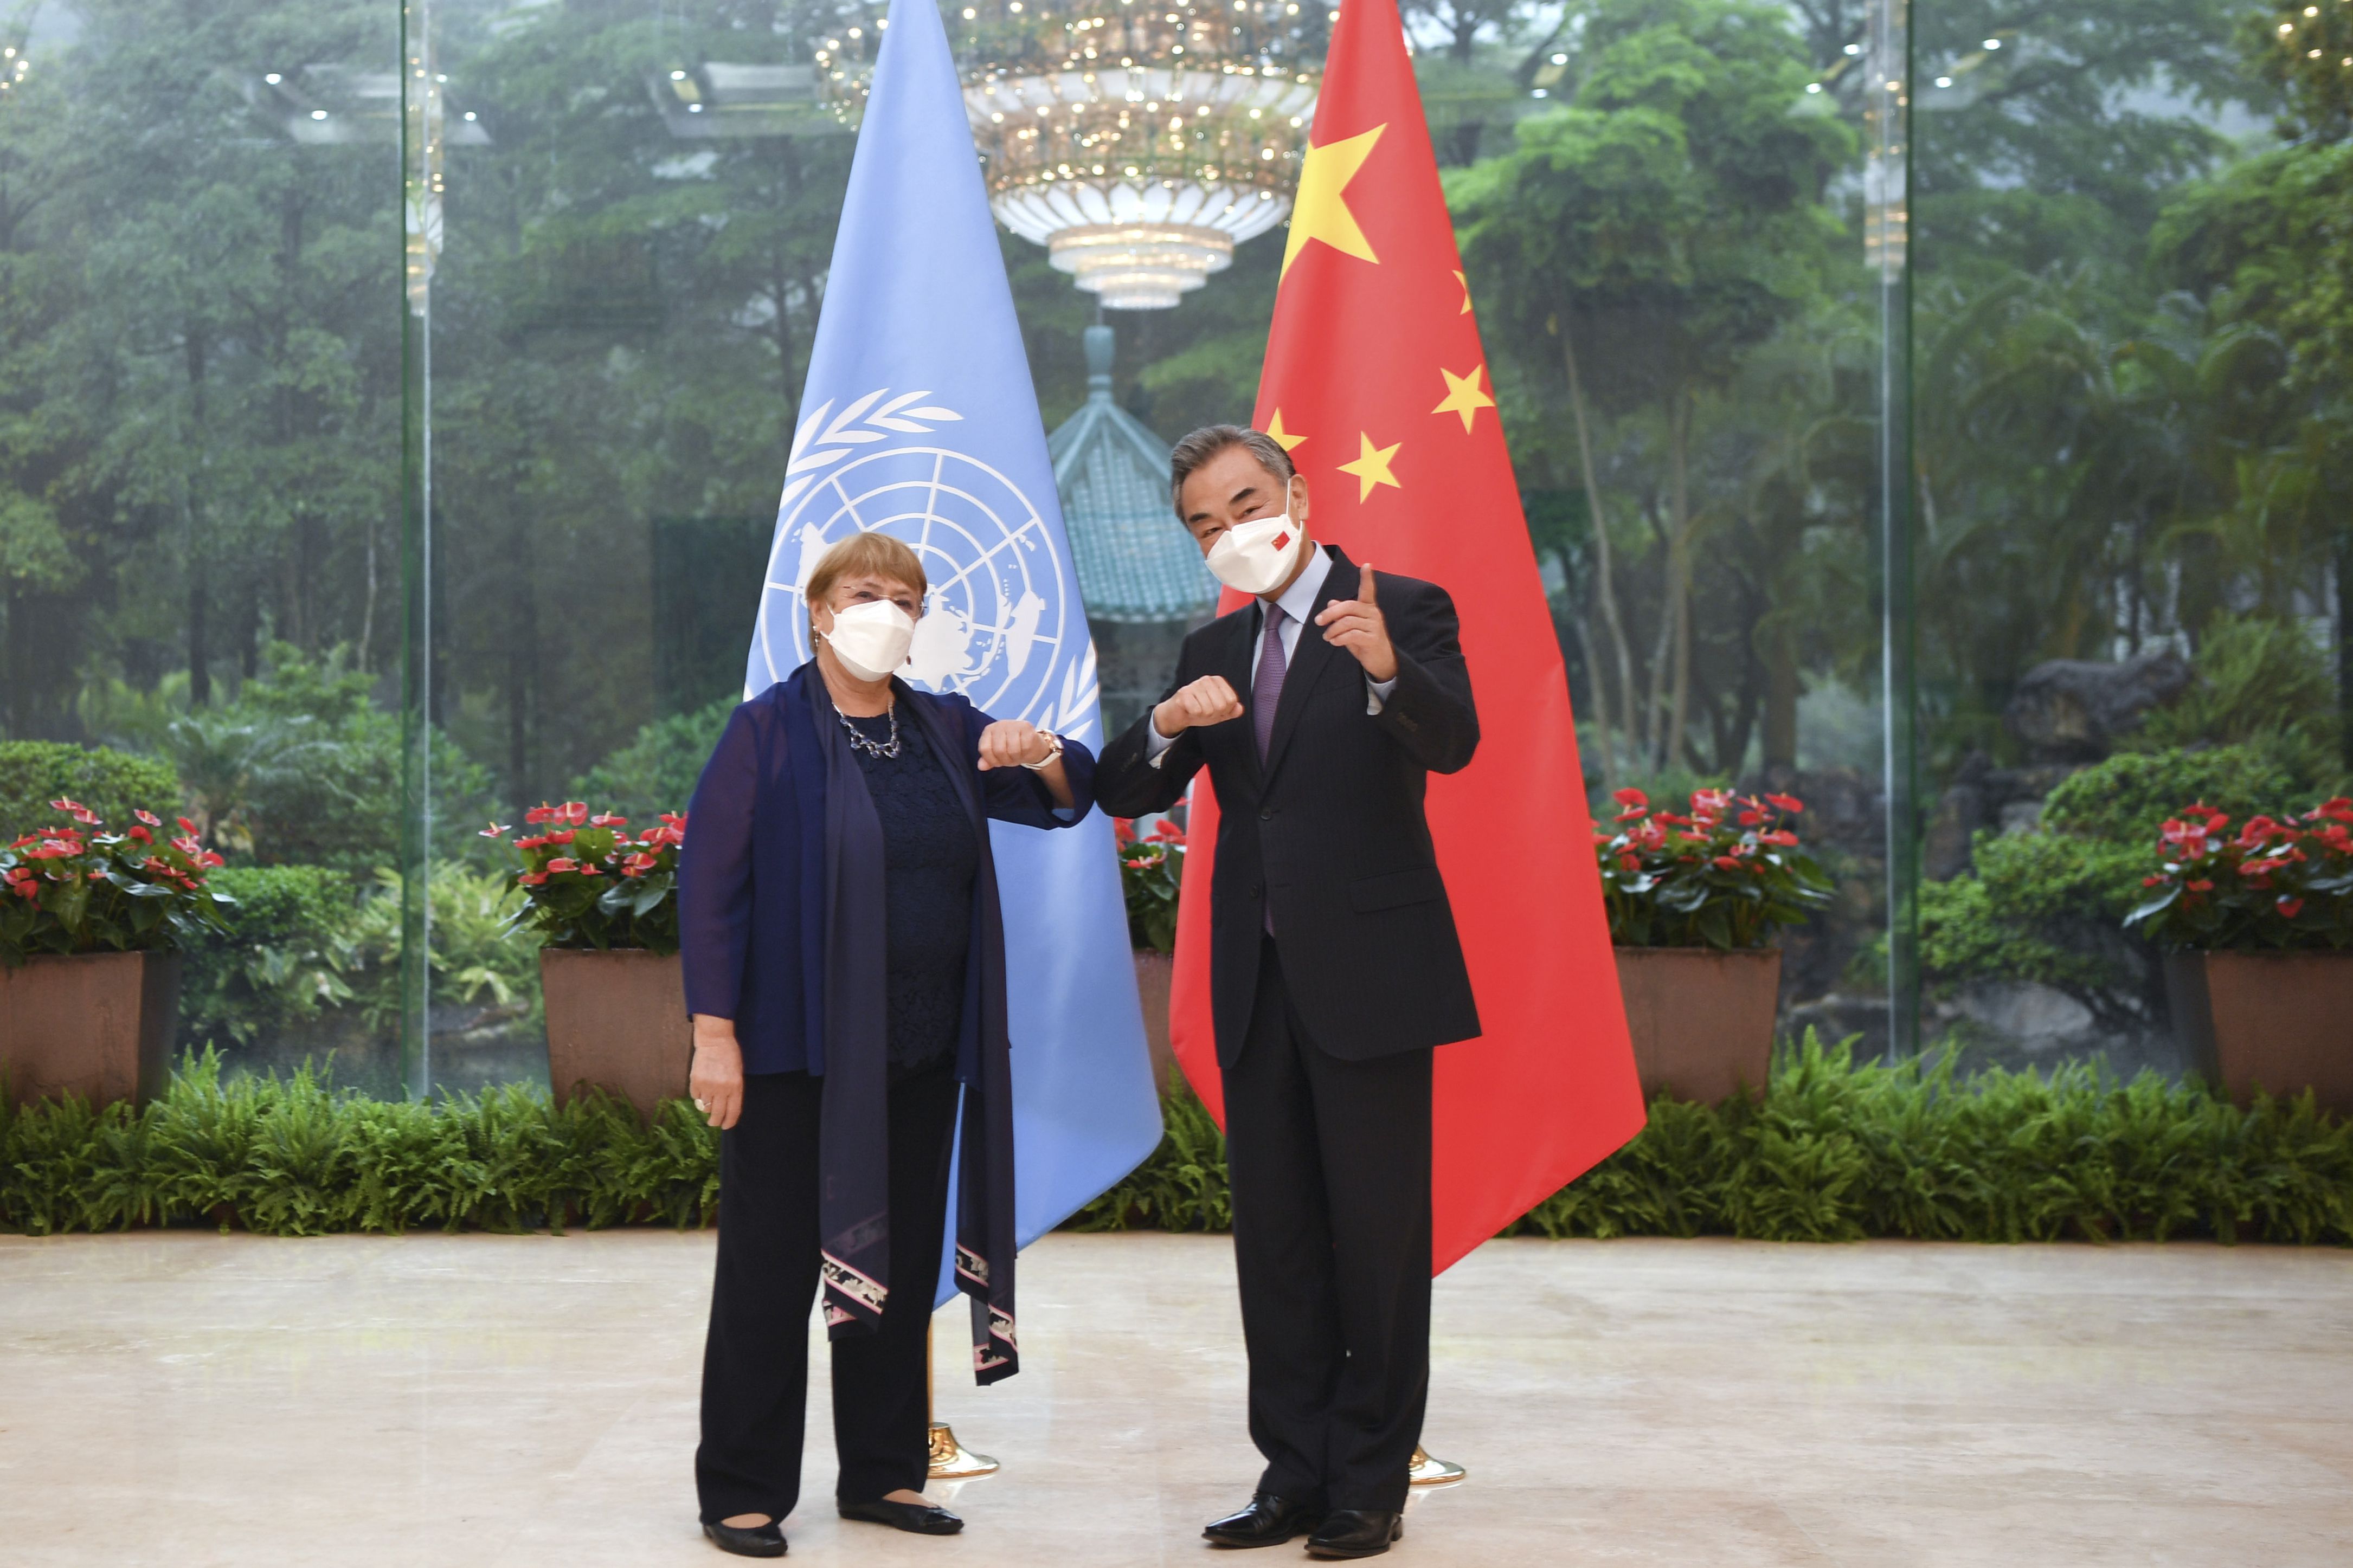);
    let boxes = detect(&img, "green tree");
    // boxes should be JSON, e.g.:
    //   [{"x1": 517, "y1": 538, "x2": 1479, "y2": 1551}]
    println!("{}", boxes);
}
[{"x1": 1450, "y1": 0, "x2": 1855, "y2": 780}]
